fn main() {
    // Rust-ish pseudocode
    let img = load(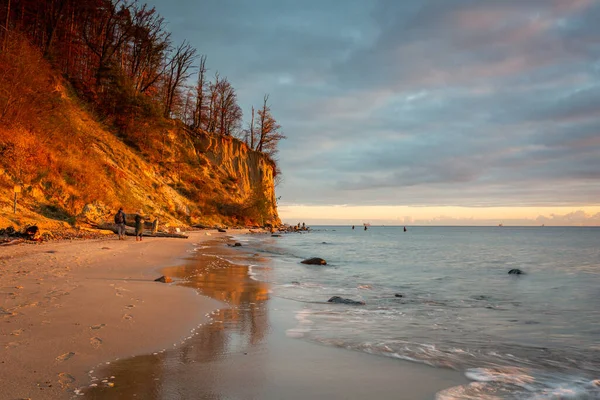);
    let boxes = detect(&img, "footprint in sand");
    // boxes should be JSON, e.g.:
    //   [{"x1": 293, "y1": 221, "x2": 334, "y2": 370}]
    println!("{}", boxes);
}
[
  {"x1": 125, "y1": 304, "x2": 135, "y2": 309},
  {"x1": 56, "y1": 352, "x2": 75, "y2": 362},
  {"x1": 5, "y1": 342, "x2": 20, "y2": 349},
  {"x1": 90, "y1": 323, "x2": 106, "y2": 330},
  {"x1": 0, "y1": 307, "x2": 16, "y2": 316},
  {"x1": 58, "y1": 372, "x2": 75, "y2": 389},
  {"x1": 90, "y1": 337, "x2": 103, "y2": 349},
  {"x1": 122, "y1": 314, "x2": 133, "y2": 320},
  {"x1": 10, "y1": 328, "x2": 23, "y2": 336}
]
